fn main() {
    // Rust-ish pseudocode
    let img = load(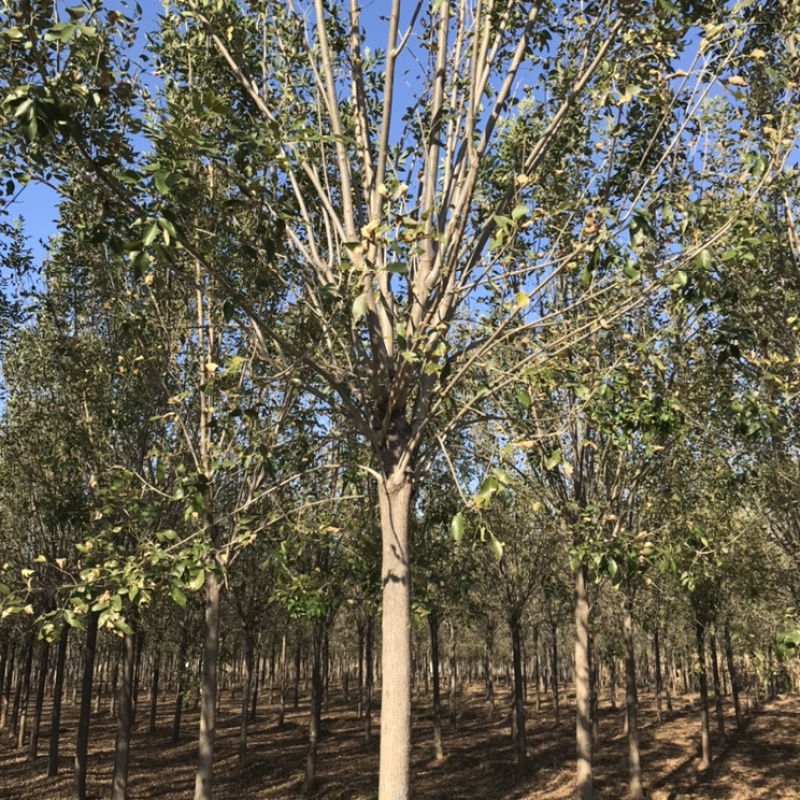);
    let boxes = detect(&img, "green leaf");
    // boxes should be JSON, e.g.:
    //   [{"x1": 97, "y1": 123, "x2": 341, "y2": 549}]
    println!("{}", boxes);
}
[
  {"x1": 669, "y1": 270, "x2": 688, "y2": 290},
  {"x1": 514, "y1": 291, "x2": 530, "y2": 309},
  {"x1": 545, "y1": 448, "x2": 562, "y2": 470},
  {"x1": 488, "y1": 532, "x2": 504, "y2": 562},
  {"x1": 170, "y1": 586, "x2": 187, "y2": 608},
  {"x1": 694, "y1": 249, "x2": 713, "y2": 271},
  {"x1": 223, "y1": 298, "x2": 235, "y2": 323},
  {"x1": 511, "y1": 203, "x2": 530, "y2": 221},
  {"x1": 154, "y1": 170, "x2": 176, "y2": 196},
  {"x1": 451, "y1": 512, "x2": 464, "y2": 543},
  {"x1": 352, "y1": 292, "x2": 368, "y2": 322},
  {"x1": 142, "y1": 220, "x2": 159, "y2": 247}
]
